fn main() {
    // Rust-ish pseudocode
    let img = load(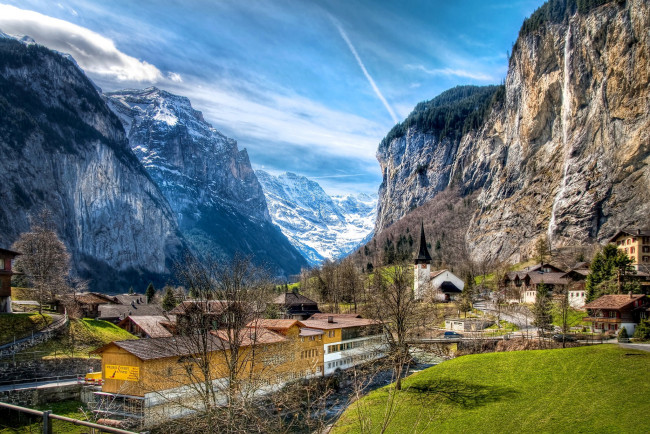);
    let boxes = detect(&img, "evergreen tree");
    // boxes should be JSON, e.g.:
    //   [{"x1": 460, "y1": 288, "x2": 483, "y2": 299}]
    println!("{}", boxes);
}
[
  {"x1": 617, "y1": 326, "x2": 629, "y2": 342},
  {"x1": 145, "y1": 282, "x2": 155, "y2": 302},
  {"x1": 633, "y1": 319, "x2": 650, "y2": 341},
  {"x1": 162, "y1": 286, "x2": 178, "y2": 311},
  {"x1": 128, "y1": 286, "x2": 135, "y2": 295},
  {"x1": 532, "y1": 283, "x2": 553, "y2": 334},
  {"x1": 586, "y1": 244, "x2": 636, "y2": 301}
]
